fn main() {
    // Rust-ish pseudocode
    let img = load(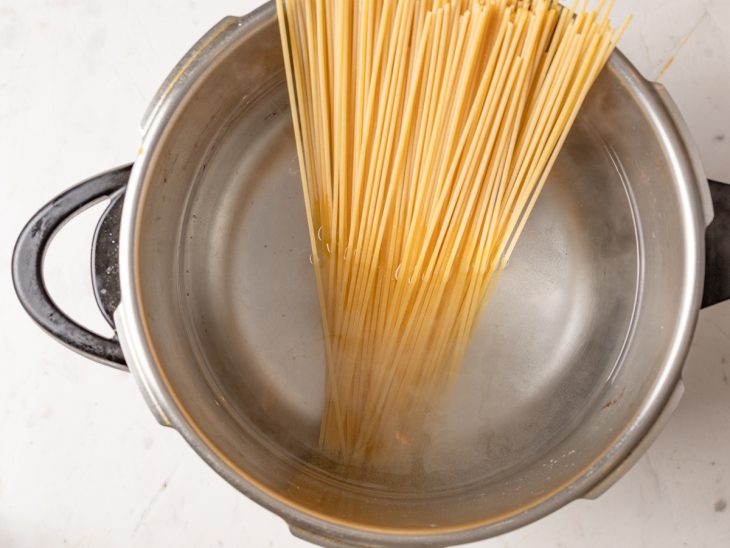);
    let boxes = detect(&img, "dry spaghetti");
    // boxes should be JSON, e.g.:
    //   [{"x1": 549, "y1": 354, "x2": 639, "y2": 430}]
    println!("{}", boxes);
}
[{"x1": 276, "y1": 0, "x2": 629, "y2": 466}]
